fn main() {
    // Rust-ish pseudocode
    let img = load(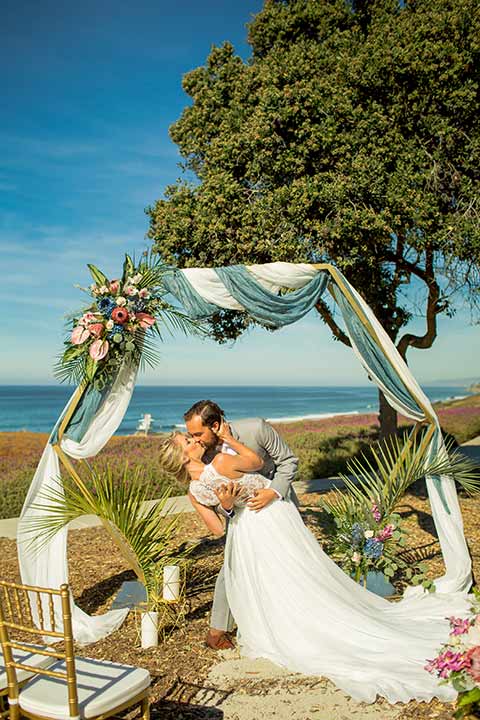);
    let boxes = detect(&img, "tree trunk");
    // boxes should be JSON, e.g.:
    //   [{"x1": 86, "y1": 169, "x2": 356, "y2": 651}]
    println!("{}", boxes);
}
[{"x1": 378, "y1": 389, "x2": 398, "y2": 440}]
